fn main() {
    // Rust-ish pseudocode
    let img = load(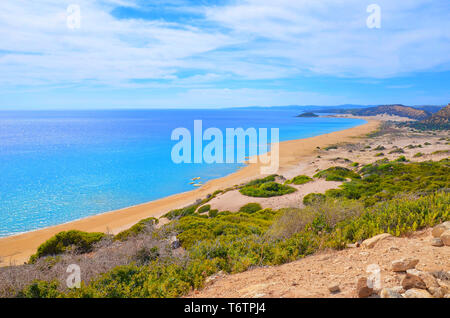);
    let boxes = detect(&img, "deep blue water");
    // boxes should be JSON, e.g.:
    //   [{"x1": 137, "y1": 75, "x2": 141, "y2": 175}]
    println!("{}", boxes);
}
[{"x1": 0, "y1": 109, "x2": 365, "y2": 237}]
